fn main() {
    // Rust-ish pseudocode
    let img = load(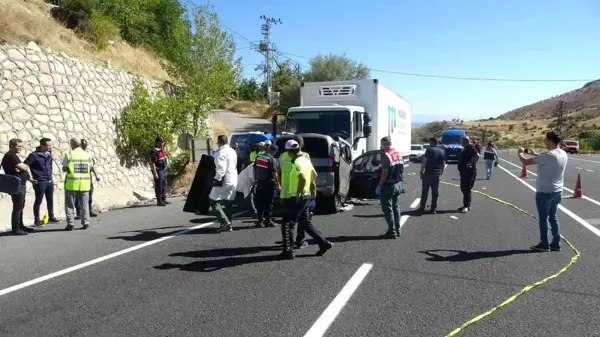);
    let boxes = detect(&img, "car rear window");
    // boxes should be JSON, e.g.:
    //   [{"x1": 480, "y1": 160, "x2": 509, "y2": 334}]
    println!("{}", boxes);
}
[{"x1": 275, "y1": 137, "x2": 330, "y2": 158}]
